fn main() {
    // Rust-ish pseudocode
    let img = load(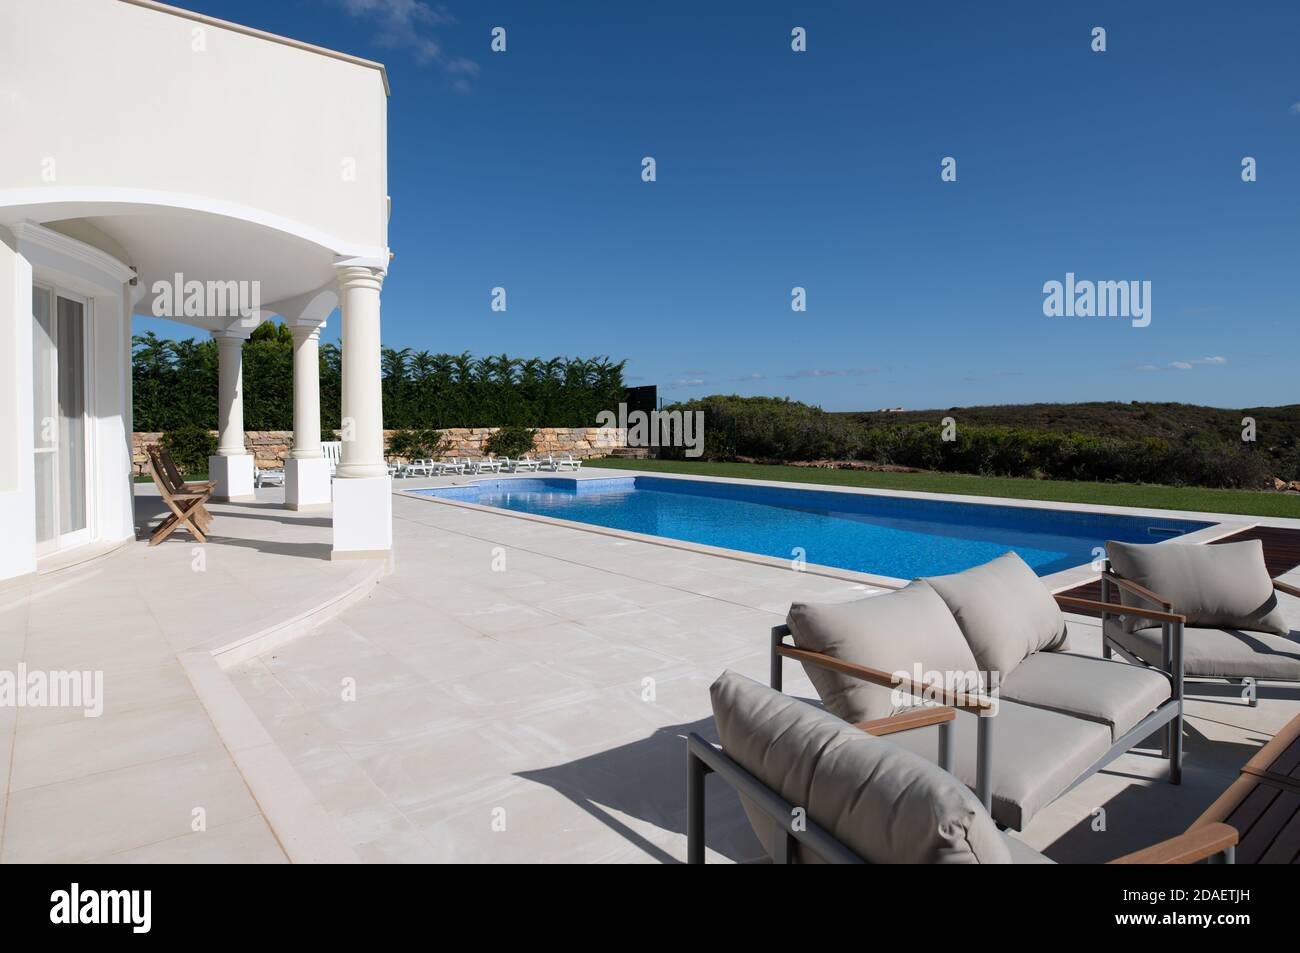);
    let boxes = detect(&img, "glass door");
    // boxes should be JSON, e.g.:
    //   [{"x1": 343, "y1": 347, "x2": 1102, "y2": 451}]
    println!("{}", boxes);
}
[{"x1": 32, "y1": 286, "x2": 90, "y2": 555}]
